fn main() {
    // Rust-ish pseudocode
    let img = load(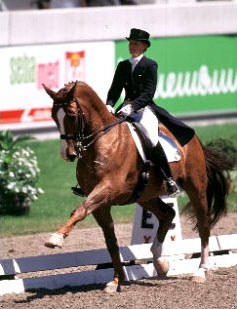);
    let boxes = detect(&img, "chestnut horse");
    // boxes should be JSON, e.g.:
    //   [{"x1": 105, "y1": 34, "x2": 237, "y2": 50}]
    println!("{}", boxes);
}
[{"x1": 43, "y1": 81, "x2": 231, "y2": 293}]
